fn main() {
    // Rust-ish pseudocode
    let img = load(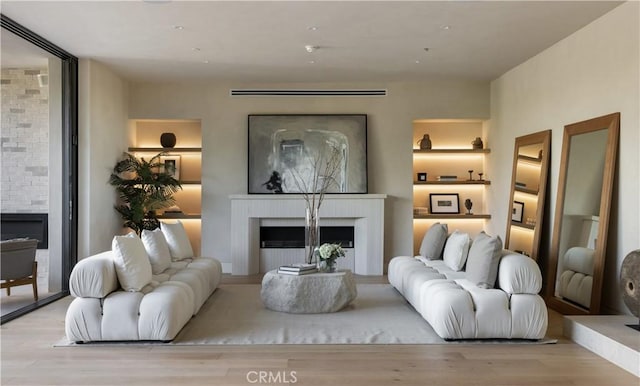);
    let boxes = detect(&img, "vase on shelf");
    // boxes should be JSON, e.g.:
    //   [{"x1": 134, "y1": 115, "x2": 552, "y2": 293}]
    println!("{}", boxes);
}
[
  {"x1": 305, "y1": 207, "x2": 320, "y2": 265},
  {"x1": 160, "y1": 132, "x2": 177, "y2": 148}
]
